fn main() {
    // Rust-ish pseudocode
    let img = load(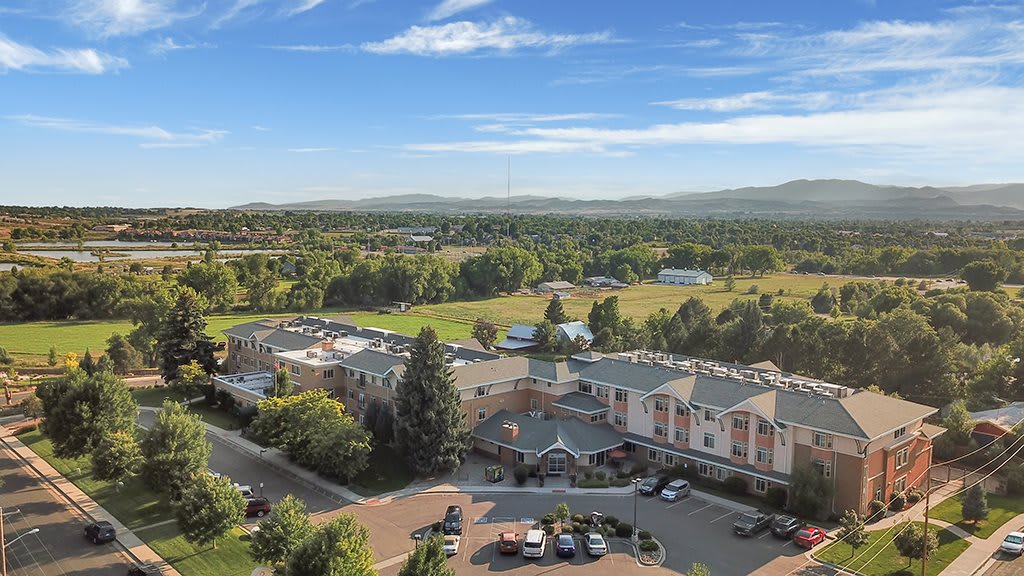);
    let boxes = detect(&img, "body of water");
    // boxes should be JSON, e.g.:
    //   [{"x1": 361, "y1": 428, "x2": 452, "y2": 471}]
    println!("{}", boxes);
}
[{"x1": 22, "y1": 249, "x2": 280, "y2": 262}]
